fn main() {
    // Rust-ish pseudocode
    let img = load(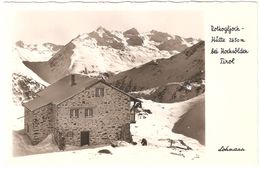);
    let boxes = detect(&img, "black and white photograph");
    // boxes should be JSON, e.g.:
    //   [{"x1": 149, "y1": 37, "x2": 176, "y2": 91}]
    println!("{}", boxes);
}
[
  {"x1": 0, "y1": 0, "x2": 258, "y2": 167},
  {"x1": 11, "y1": 9, "x2": 205, "y2": 160}
]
